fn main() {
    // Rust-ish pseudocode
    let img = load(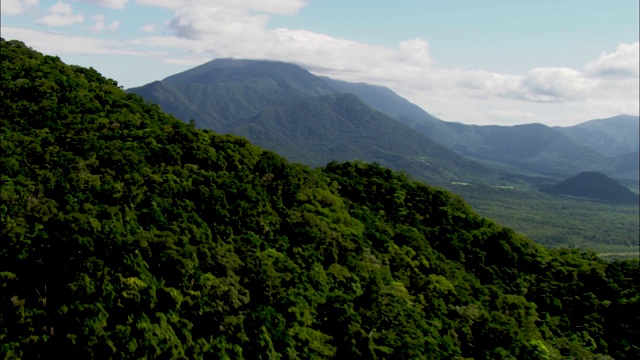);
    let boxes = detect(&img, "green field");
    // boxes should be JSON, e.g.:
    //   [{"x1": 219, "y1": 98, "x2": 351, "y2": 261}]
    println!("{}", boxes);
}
[{"x1": 450, "y1": 184, "x2": 640, "y2": 259}]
